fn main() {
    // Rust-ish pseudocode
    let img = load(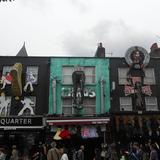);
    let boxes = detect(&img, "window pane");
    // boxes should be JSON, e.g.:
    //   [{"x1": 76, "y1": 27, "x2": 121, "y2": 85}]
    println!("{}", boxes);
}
[
  {"x1": 63, "y1": 107, "x2": 72, "y2": 115},
  {"x1": 0, "y1": 96, "x2": 11, "y2": 116},
  {"x1": 62, "y1": 76, "x2": 72, "y2": 84},
  {"x1": 62, "y1": 97, "x2": 96, "y2": 115},
  {"x1": 26, "y1": 66, "x2": 39, "y2": 84},
  {"x1": 62, "y1": 66, "x2": 95, "y2": 84},
  {"x1": 144, "y1": 68, "x2": 155, "y2": 84},
  {"x1": 118, "y1": 68, "x2": 128, "y2": 85},
  {"x1": 120, "y1": 97, "x2": 132, "y2": 111},
  {"x1": 62, "y1": 67, "x2": 74, "y2": 75},
  {"x1": 2, "y1": 66, "x2": 12, "y2": 75},
  {"x1": 145, "y1": 97, "x2": 158, "y2": 111}
]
